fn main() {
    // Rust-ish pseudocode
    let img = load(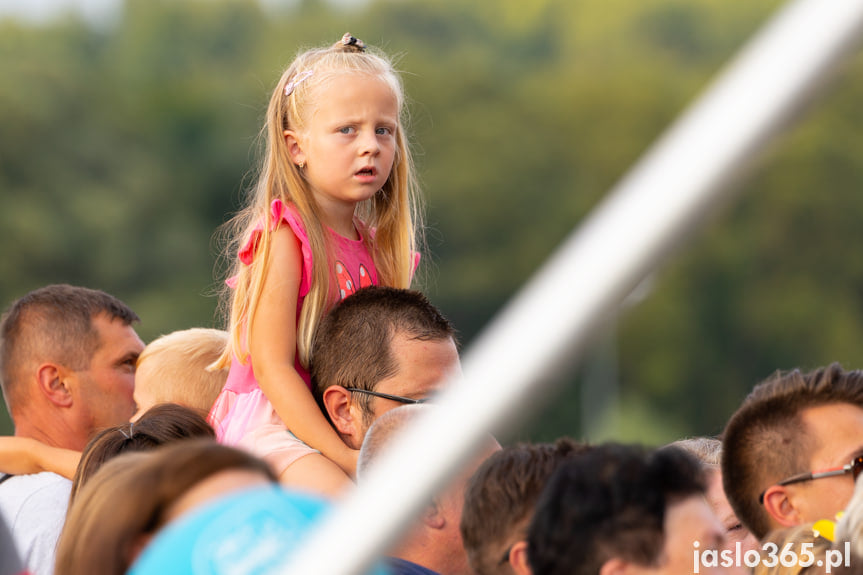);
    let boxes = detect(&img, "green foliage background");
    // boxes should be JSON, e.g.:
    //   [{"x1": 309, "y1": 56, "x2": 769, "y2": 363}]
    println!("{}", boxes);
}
[{"x1": 2, "y1": 0, "x2": 862, "y2": 445}]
